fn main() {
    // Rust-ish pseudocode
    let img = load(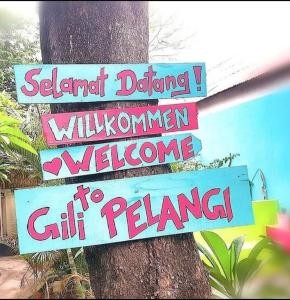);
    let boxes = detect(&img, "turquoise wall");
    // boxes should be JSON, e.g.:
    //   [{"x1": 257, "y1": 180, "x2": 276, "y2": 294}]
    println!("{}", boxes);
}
[{"x1": 195, "y1": 85, "x2": 290, "y2": 211}]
